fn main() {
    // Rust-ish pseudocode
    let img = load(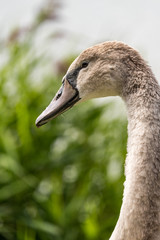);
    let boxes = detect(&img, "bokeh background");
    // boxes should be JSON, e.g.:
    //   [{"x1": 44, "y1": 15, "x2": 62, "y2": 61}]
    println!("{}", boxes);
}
[{"x1": 0, "y1": 0, "x2": 159, "y2": 239}]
